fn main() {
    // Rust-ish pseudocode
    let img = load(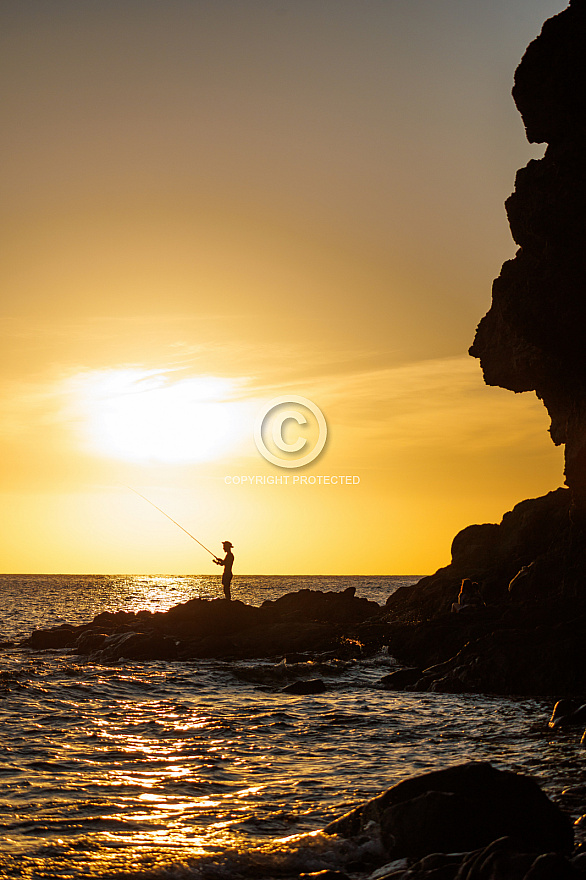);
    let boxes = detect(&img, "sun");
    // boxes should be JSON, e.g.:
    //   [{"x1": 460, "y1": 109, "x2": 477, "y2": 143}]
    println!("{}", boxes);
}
[{"x1": 70, "y1": 368, "x2": 249, "y2": 463}]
